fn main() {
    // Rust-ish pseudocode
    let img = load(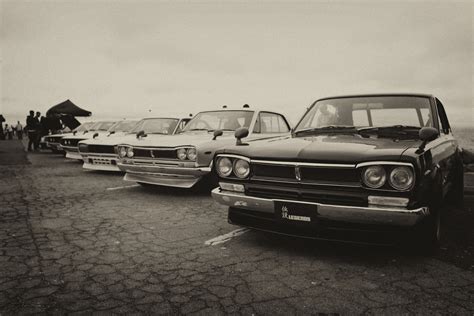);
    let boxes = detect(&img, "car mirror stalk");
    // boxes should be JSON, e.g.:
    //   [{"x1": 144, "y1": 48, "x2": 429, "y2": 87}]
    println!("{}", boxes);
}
[
  {"x1": 416, "y1": 127, "x2": 439, "y2": 153},
  {"x1": 136, "y1": 130, "x2": 147, "y2": 139},
  {"x1": 235, "y1": 127, "x2": 249, "y2": 146},
  {"x1": 212, "y1": 129, "x2": 223, "y2": 140}
]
